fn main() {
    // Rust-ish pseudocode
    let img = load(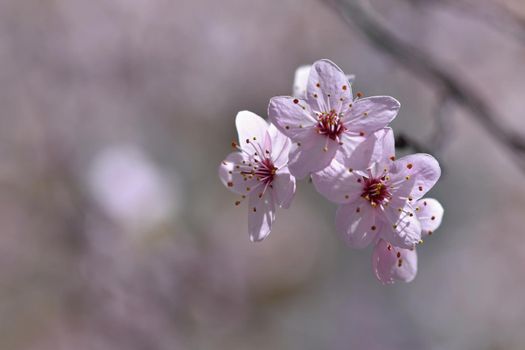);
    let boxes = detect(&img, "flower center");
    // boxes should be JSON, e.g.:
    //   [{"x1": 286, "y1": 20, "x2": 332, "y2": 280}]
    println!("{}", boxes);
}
[
  {"x1": 253, "y1": 157, "x2": 276, "y2": 185},
  {"x1": 316, "y1": 110, "x2": 345, "y2": 141},
  {"x1": 362, "y1": 177, "x2": 390, "y2": 207}
]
